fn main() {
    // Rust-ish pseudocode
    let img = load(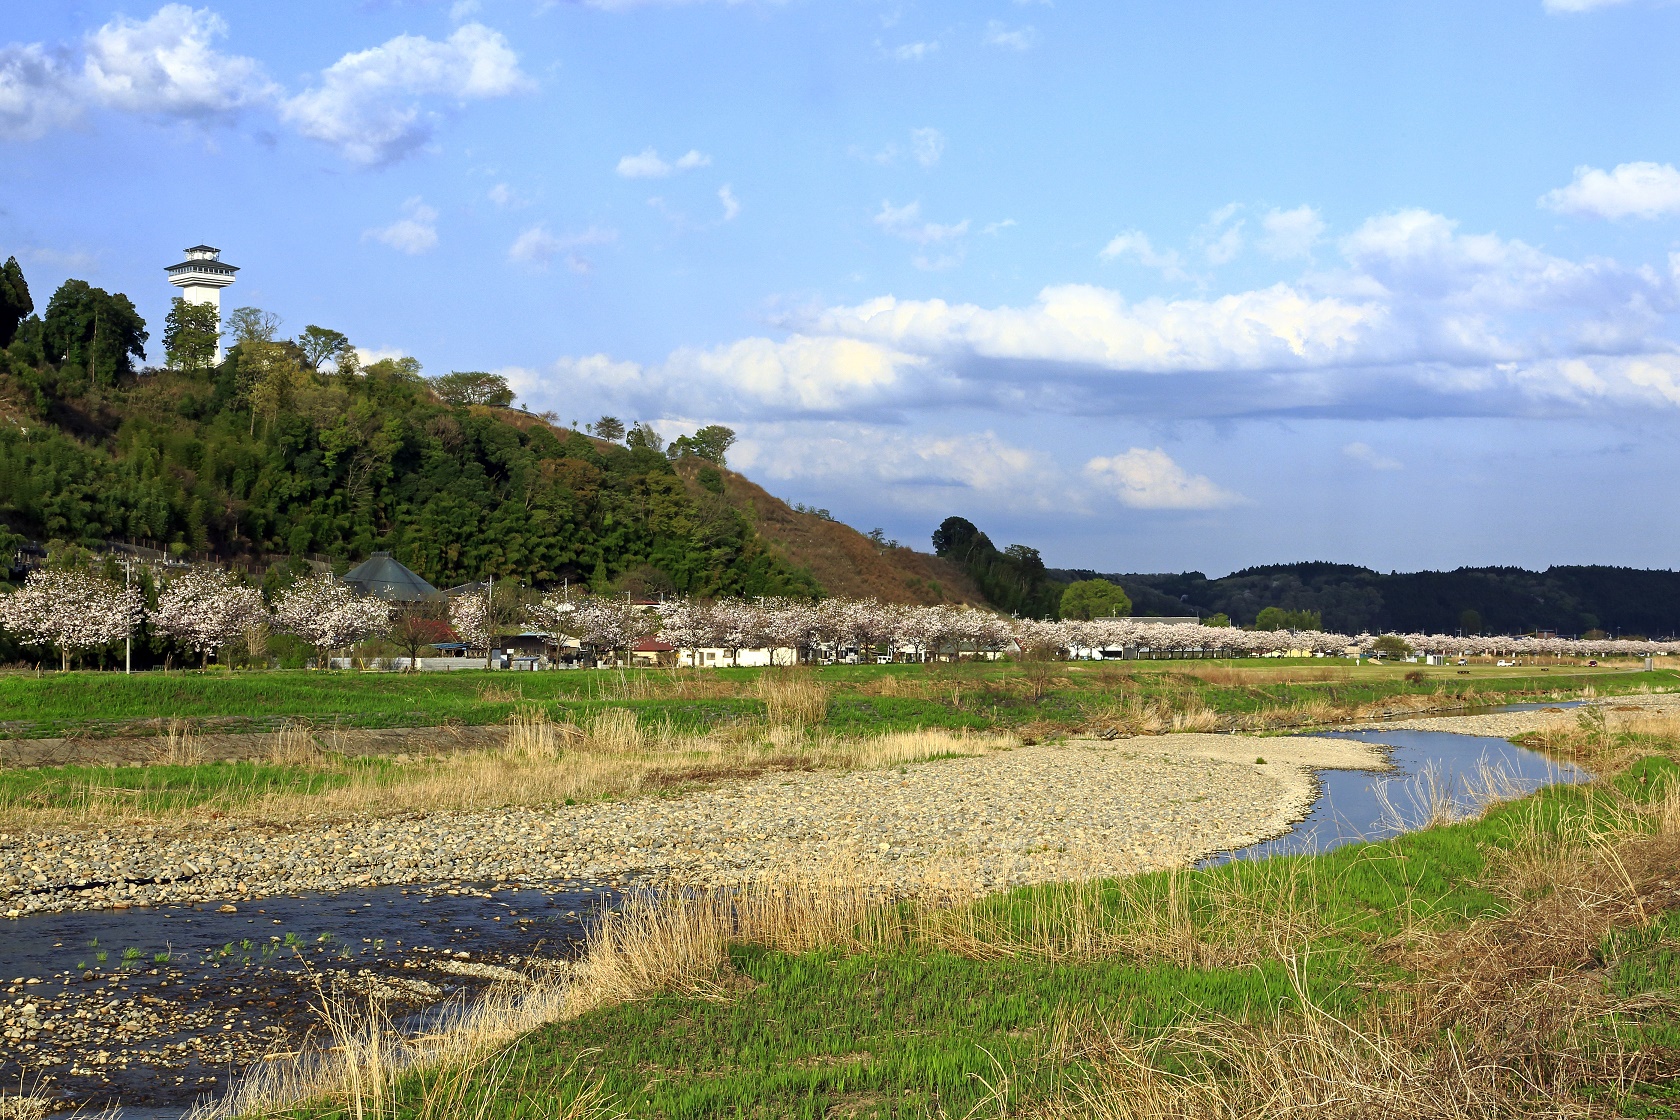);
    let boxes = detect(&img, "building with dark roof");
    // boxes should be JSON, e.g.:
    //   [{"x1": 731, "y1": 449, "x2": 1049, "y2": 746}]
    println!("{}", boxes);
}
[{"x1": 341, "y1": 552, "x2": 440, "y2": 602}]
